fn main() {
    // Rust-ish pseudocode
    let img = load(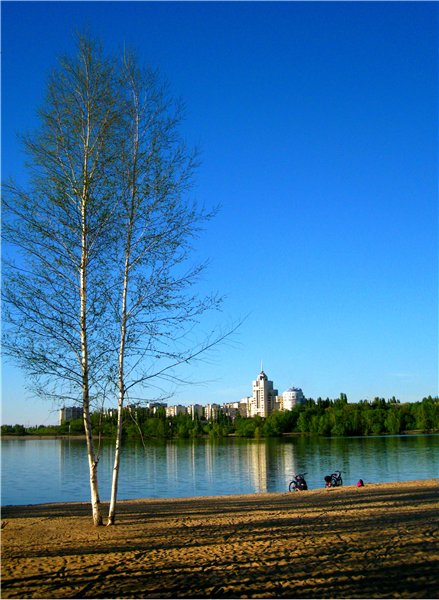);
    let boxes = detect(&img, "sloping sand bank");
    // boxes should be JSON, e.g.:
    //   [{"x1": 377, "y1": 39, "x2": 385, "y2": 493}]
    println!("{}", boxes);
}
[{"x1": 2, "y1": 479, "x2": 438, "y2": 599}]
